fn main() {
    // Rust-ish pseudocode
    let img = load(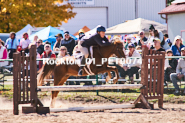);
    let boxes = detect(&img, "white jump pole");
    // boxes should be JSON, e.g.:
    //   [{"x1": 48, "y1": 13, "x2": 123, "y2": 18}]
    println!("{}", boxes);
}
[
  {"x1": 50, "y1": 104, "x2": 135, "y2": 112},
  {"x1": 37, "y1": 84, "x2": 143, "y2": 91}
]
